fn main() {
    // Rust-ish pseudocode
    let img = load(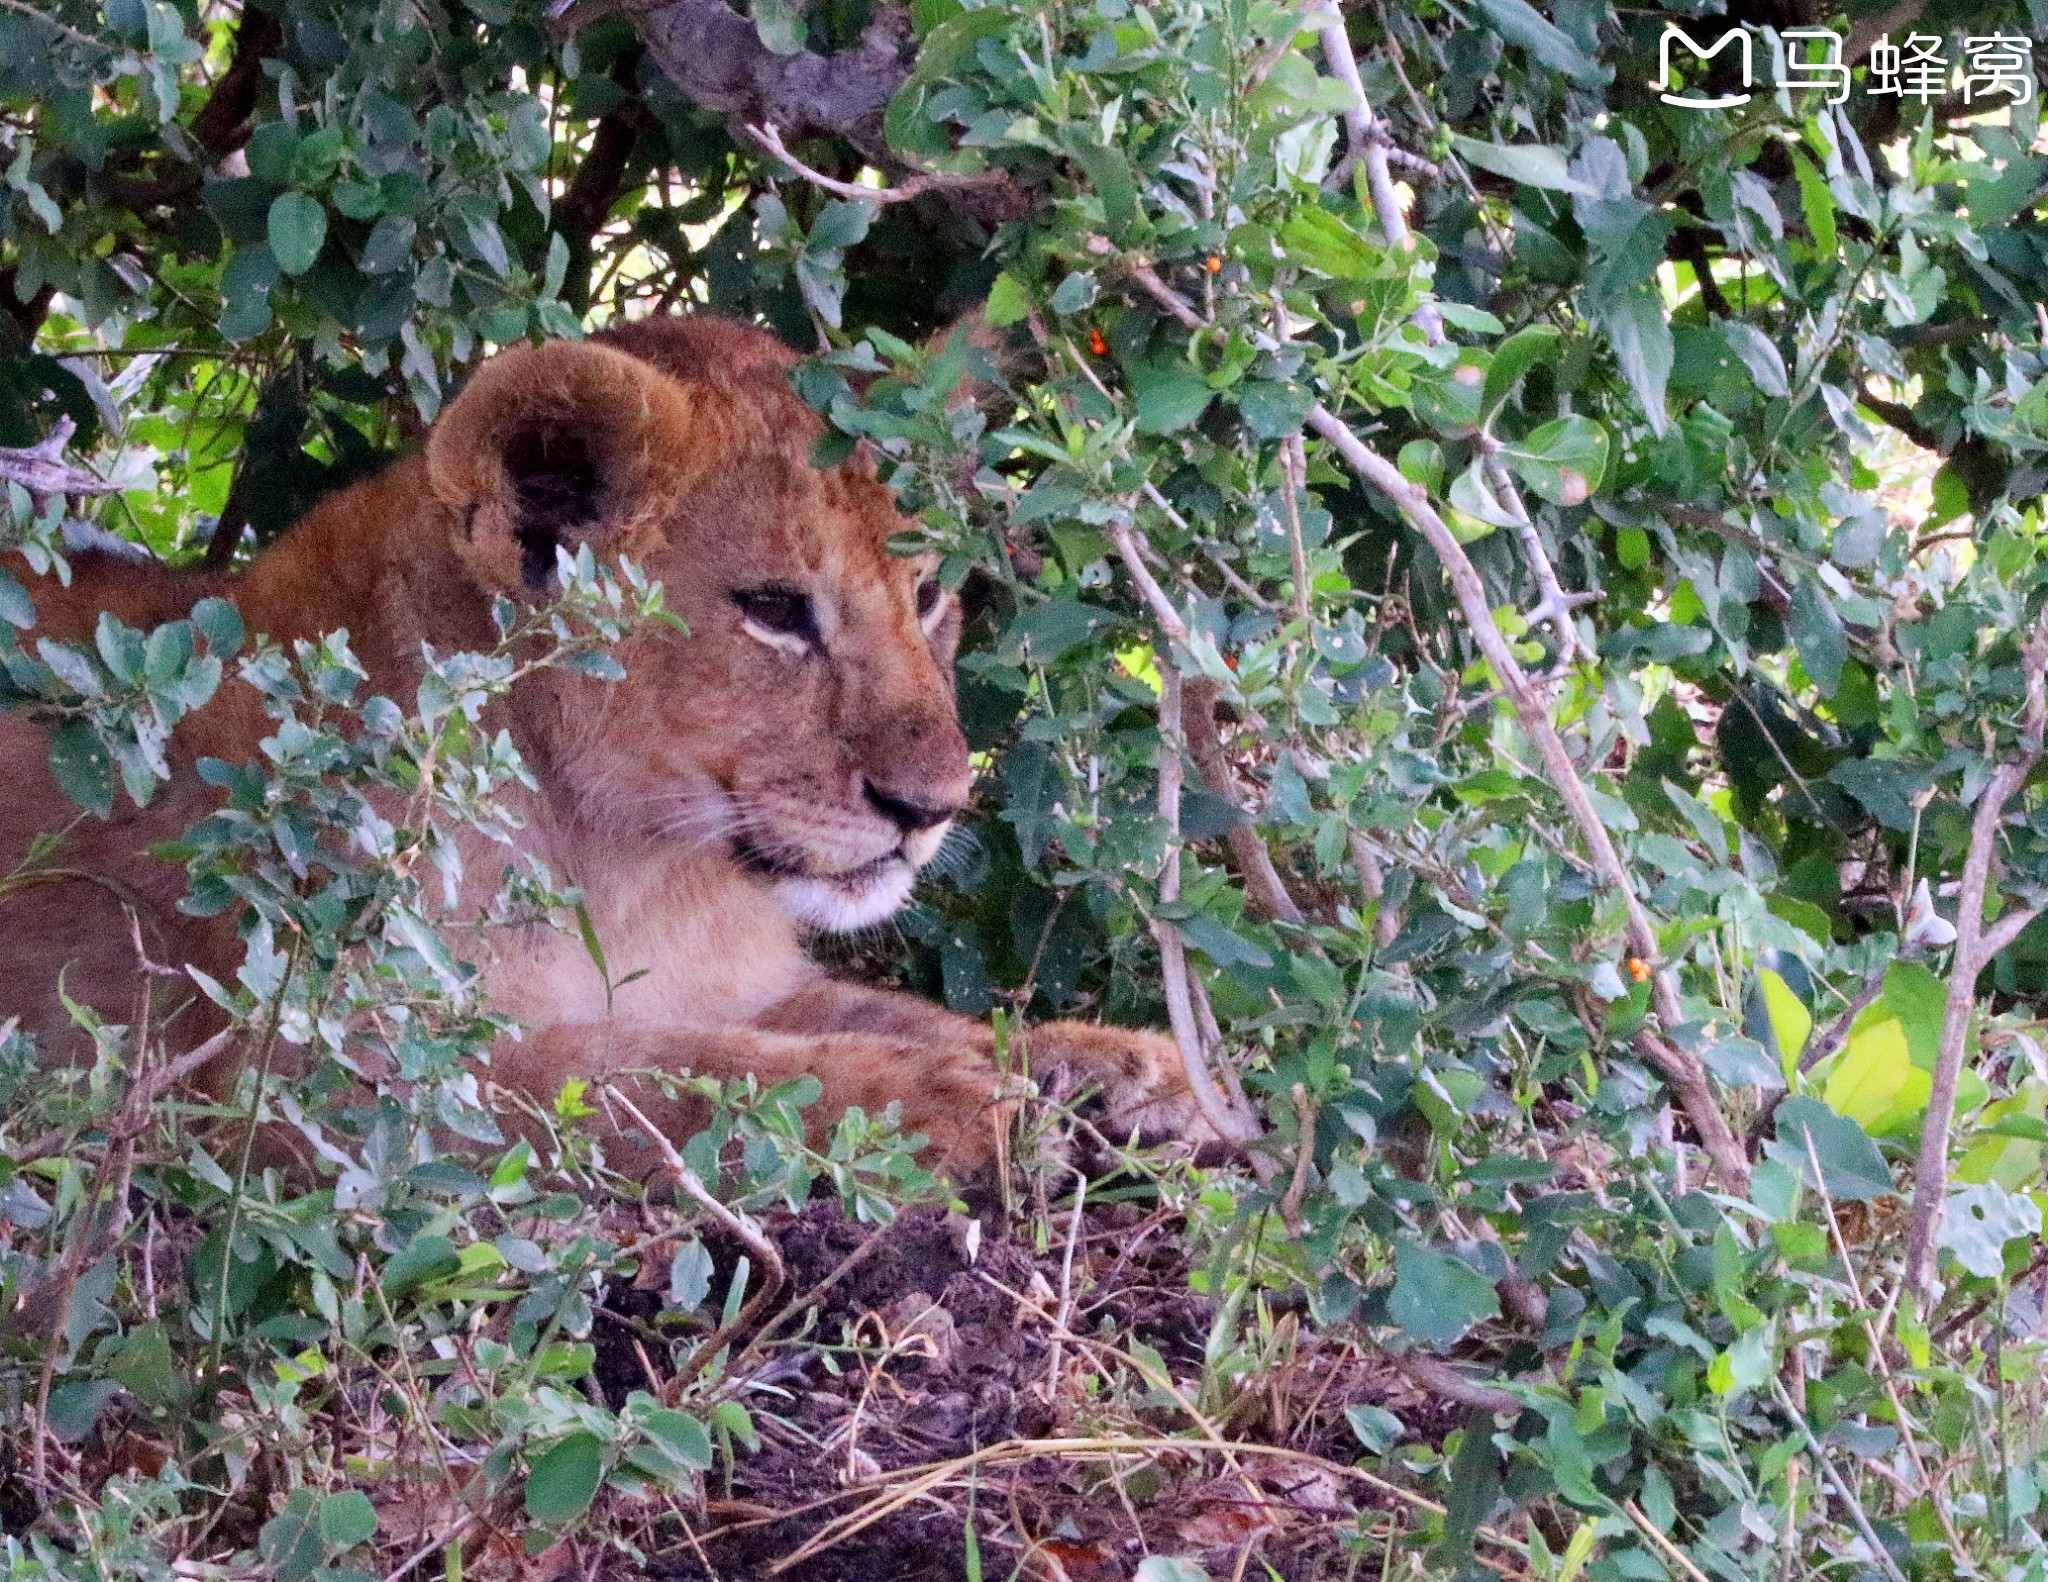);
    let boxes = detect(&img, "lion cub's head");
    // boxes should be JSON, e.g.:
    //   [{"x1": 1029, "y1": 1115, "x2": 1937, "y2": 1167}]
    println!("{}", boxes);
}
[{"x1": 420, "y1": 317, "x2": 972, "y2": 933}]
